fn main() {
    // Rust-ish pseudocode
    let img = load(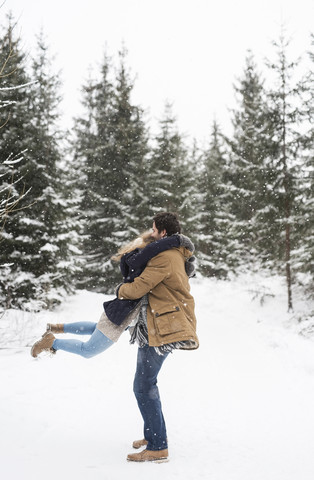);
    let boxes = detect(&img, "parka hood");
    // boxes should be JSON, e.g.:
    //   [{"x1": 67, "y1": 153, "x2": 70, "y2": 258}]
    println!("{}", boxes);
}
[
  {"x1": 178, "y1": 234, "x2": 195, "y2": 253},
  {"x1": 176, "y1": 235, "x2": 196, "y2": 278}
]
